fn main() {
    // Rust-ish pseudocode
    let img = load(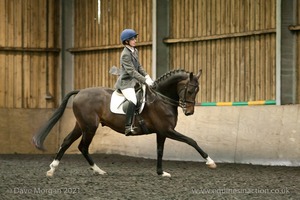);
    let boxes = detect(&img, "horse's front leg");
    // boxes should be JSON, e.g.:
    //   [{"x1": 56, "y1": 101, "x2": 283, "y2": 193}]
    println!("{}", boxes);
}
[
  {"x1": 166, "y1": 129, "x2": 217, "y2": 169},
  {"x1": 156, "y1": 134, "x2": 171, "y2": 177}
]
